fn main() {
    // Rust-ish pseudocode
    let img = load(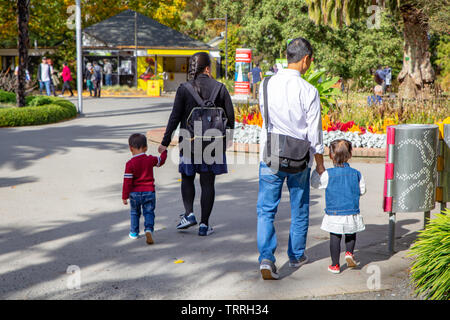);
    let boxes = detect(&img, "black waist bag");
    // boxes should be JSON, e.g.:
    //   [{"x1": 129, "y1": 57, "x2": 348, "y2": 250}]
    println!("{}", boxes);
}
[
  {"x1": 262, "y1": 76, "x2": 310, "y2": 174},
  {"x1": 184, "y1": 81, "x2": 228, "y2": 154}
]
